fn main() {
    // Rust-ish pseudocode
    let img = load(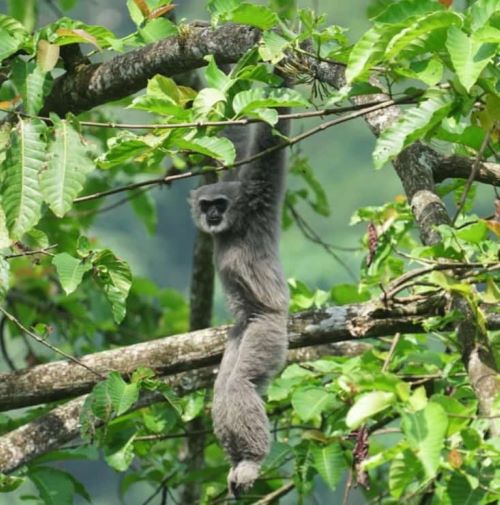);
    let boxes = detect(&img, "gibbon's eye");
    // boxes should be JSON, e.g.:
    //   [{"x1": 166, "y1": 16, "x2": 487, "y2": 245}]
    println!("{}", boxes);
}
[
  {"x1": 200, "y1": 200, "x2": 210, "y2": 213},
  {"x1": 213, "y1": 198, "x2": 228, "y2": 213}
]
